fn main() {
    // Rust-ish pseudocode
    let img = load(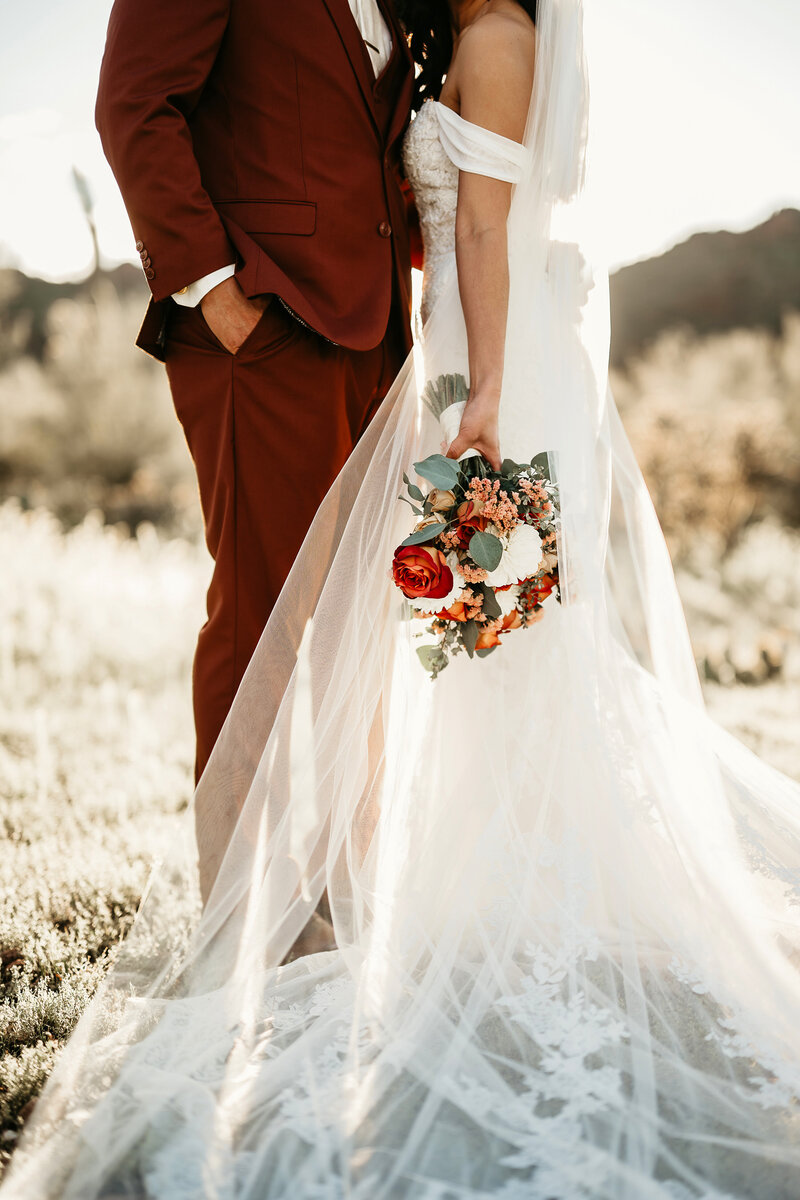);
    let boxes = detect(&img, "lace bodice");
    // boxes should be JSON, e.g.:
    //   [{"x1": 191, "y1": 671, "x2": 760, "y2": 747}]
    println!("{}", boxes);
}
[{"x1": 403, "y1": 100, "x2": 459, "y2": 324}]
